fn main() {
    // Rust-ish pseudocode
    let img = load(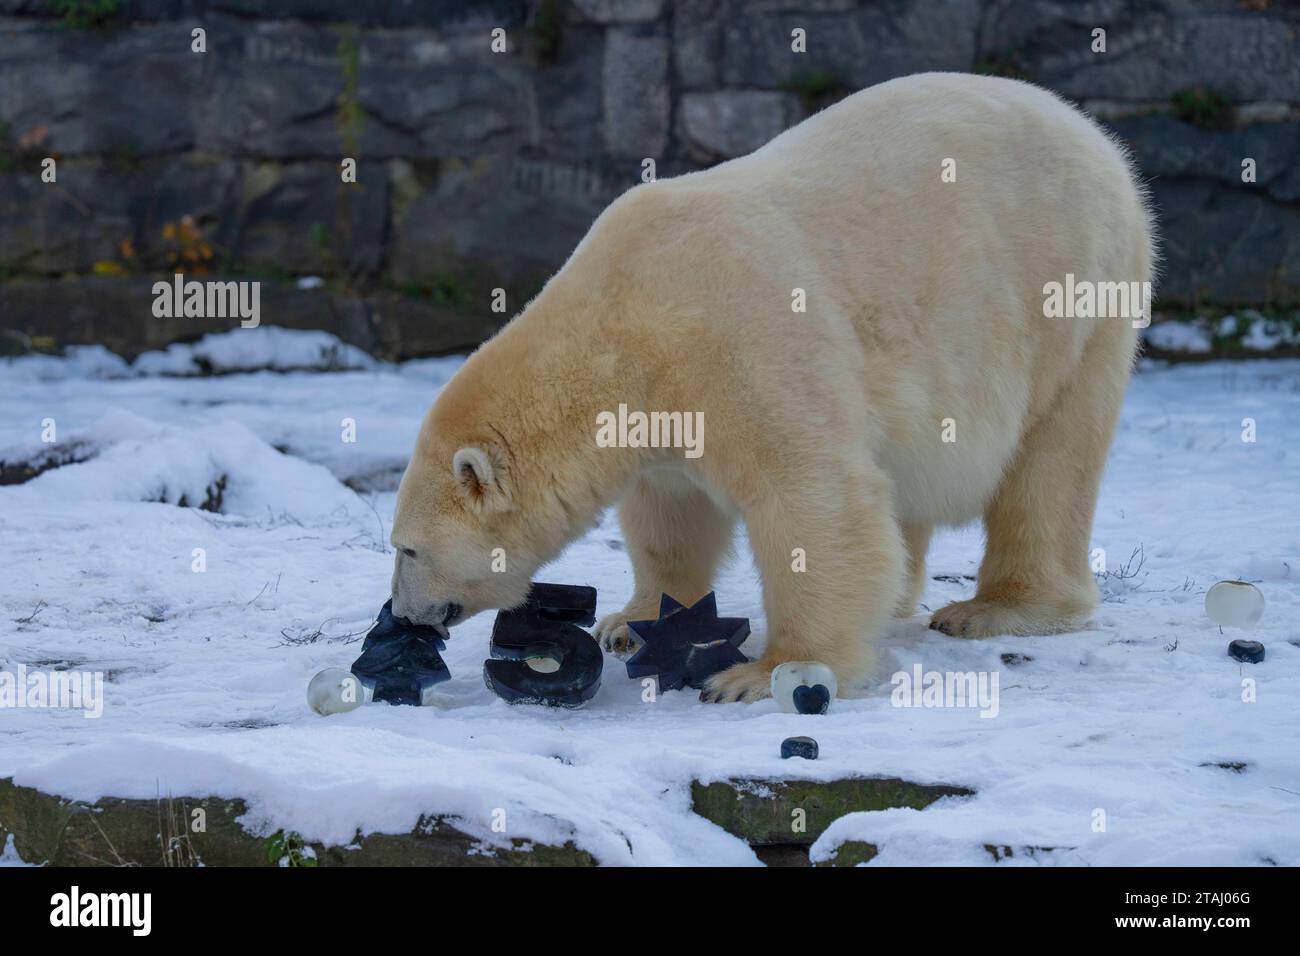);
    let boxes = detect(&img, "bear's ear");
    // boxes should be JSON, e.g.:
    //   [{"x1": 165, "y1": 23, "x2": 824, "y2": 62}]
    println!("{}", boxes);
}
[{"x1": 452, "y1": 445, "x2": 511, "y2": 513}]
